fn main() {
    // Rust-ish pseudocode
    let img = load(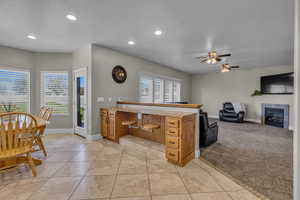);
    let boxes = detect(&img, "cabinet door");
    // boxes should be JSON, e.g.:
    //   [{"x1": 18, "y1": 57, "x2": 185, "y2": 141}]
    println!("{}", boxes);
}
[
  {"x1": 108, "y1": 117, "x2": 115, "y2": 140},
  {"x1": 101, "y1": 116, "x2": 108, "y2": 137}
]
